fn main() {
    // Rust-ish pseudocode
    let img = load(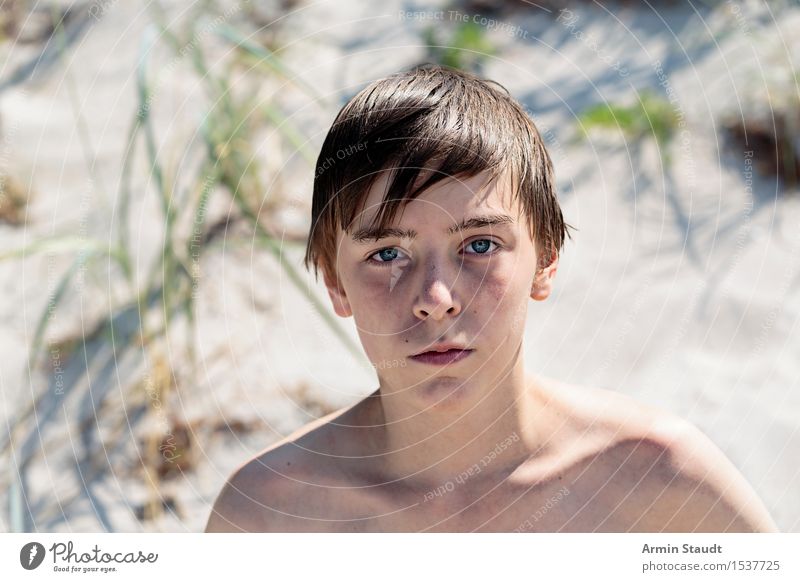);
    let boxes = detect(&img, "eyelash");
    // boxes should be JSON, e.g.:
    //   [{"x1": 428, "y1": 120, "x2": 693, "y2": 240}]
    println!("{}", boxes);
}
[{"x1": 366, "y1": 238, "x2": 501, "y2": 265}]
